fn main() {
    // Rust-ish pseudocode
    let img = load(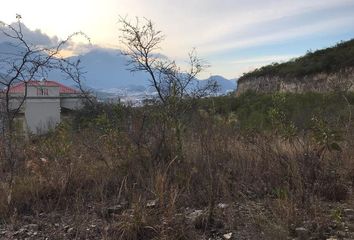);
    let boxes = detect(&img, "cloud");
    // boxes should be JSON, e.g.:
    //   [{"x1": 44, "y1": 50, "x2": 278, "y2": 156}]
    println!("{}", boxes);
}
[
  {"x1": 0, "y1": 21, "x2": 94, "y2": 61},
  {"x1": 200, "y1": 14, "x2": 354, "y2": 55},
  {"x1": 116, "y1": 0, "x2": 354, "y2": 57},
  {"x1": 0, "y1": 21, "x2": 59, "y2": 46}
]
